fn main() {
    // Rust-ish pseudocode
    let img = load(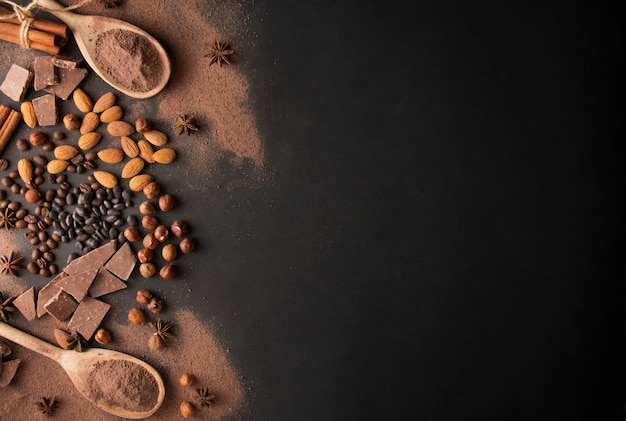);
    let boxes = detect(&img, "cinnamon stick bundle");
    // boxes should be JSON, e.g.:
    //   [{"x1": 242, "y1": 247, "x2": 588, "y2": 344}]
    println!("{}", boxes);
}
[{"x1": 0, "y1": 7, "x2": 69, "y2": 55}]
